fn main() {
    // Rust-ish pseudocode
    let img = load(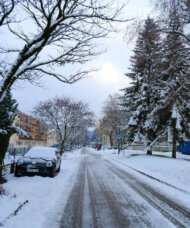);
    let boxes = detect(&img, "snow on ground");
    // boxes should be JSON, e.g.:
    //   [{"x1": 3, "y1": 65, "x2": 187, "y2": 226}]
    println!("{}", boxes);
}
[
  {"x1": 94, "y1": 148, "x2": 190, "y2": 190},
  {"x1": 91, "y1": 148, "x2": 190, "y2": 210},
  {"x1": 1, "y1": 147, "x2": 190, "y2": 227},
  {"x1": 0, "y1": 149, "x2": 82, "y2": 228}
]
